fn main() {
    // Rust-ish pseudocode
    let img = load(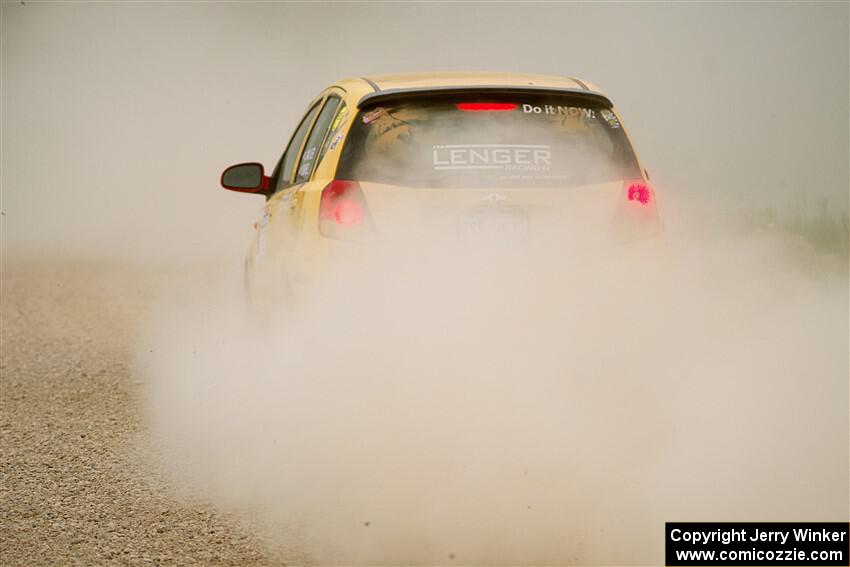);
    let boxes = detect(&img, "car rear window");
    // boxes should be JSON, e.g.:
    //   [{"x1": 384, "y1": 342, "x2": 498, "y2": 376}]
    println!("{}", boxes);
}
[{"x1": 337, "y1": 93, "x2": 641, "y2": 189}]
